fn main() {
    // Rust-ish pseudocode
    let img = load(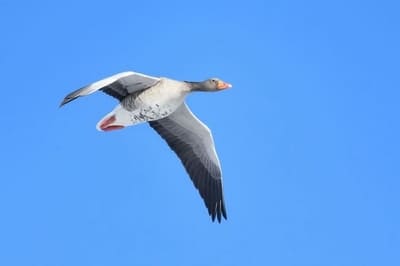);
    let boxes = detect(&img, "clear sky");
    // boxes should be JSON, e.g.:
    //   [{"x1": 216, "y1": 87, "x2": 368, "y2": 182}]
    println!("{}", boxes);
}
[{"x1": 0, "y1": 0, "x2": 399, "y2": 265}]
